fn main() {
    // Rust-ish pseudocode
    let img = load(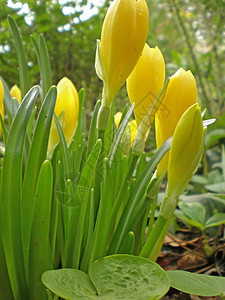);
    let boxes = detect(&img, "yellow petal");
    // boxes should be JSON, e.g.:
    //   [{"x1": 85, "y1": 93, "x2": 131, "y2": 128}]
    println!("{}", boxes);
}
[
  {"x1": 155, "y1": 68, "x2": 197, "y2": 176},
  {"x1": 127, "y1": 44, "x2": 165, "y2": 126},
  {"x1": 100, "y1": 0, "x2": 149, "y2": 106},
  {"x1": 167, "y1": 104, "x2": 204, "y2": 198},
  {"x1": 129, "y1": 119, "x2": 137, "y2": 147},
  {"x1": 48, "y1": 77, "x2": 79, "y2": 156},
  {"x1": 0, "y1": 80, "x2": 4, "y2": 136},
  {"x1": 10, "y1": 84, "x2": 22, "y2": 103},
  {"x1": 114, "y1": 111, "x2": 123, "y2": 128}
]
